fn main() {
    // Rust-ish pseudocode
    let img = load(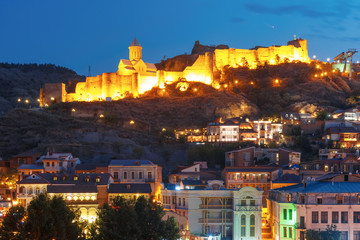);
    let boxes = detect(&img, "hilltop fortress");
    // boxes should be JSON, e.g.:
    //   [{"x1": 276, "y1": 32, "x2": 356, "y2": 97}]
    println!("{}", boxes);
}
[{"x1": 40, "y1": 38, "x2": 309, "y2": 105}]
